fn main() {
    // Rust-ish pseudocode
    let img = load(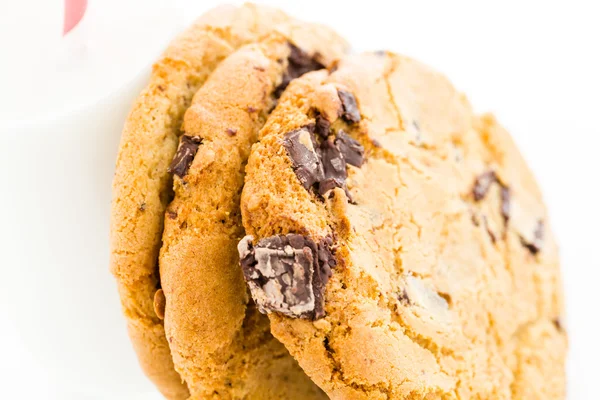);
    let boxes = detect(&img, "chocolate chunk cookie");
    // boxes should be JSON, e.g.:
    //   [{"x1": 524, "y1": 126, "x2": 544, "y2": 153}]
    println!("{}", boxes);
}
[
  {"x1": 239, "y1": 52, "x2": 566, "y2": 399},
  {"x1": 110, "y1": 4, "x2": 347, "y2": 398},
  {"x1": 159, "y1": 37, "x2": 333, "y2": 399}
]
